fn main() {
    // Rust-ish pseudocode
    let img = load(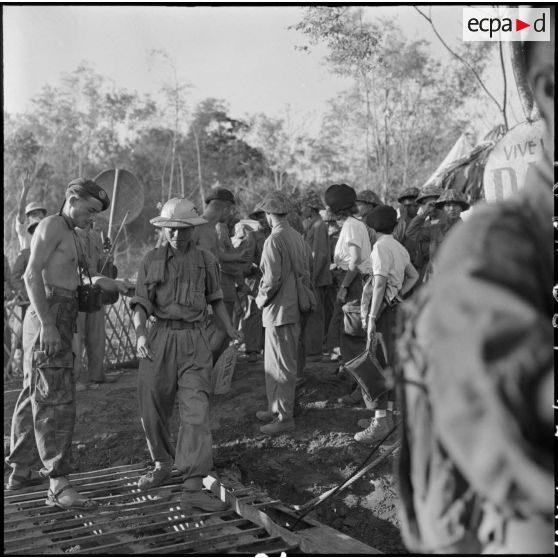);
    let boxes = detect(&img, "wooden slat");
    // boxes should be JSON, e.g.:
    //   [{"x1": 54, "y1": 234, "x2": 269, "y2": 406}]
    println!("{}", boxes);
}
[
  {"x1": 4, "y1": 465, "x2": 372, "y2": 555},
  {"x1": 203, "y1": 475, "x2": 381, "y2": 555}
]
